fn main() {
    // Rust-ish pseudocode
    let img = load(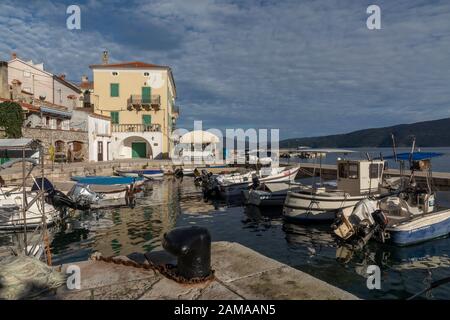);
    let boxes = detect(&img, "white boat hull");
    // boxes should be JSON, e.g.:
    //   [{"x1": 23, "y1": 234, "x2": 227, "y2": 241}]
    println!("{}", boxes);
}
[
  {"x1": 0, "y1": 191, "x2": 58, "y2": 231},
  {"x1": 219, "y1": 167, "x2": 299, "y2": 198},
  {"x1": 387, "y1": 209, "x2": 450, "y2": 246},
  {"x1": 283, "y1": 191, "x2": 370, "y2": 222}
]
